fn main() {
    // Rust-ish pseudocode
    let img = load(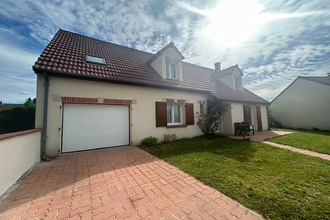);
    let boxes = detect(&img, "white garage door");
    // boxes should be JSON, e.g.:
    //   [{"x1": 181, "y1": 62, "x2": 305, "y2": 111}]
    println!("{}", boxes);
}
[{"x1": 62, "y1": 103, "x2": 129, "y2": 153}]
